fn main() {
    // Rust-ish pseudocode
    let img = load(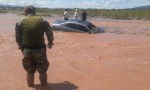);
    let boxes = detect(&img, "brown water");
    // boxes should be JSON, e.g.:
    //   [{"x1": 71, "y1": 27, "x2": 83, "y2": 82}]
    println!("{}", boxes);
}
[{"x1": 0, "y1": 13, "x2": 150, "y2": 90}]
